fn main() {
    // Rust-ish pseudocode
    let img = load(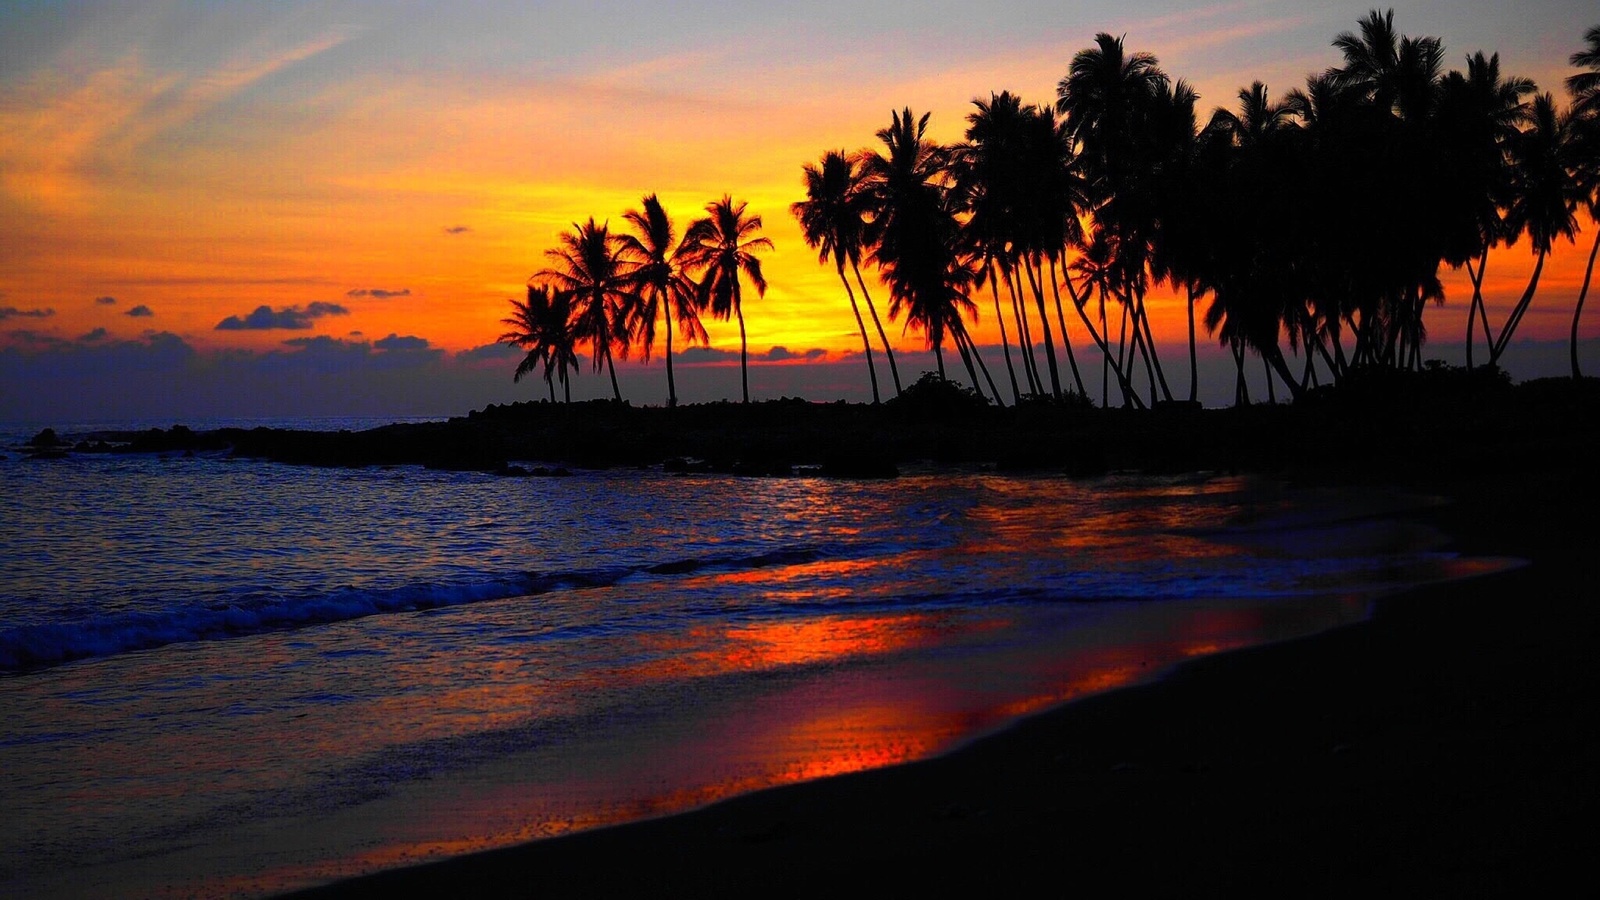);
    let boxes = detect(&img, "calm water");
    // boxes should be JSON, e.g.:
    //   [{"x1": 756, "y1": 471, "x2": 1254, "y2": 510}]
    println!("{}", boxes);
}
[{"x1": 0, "y1": 424, "x2": 1504, "y2": 897}]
